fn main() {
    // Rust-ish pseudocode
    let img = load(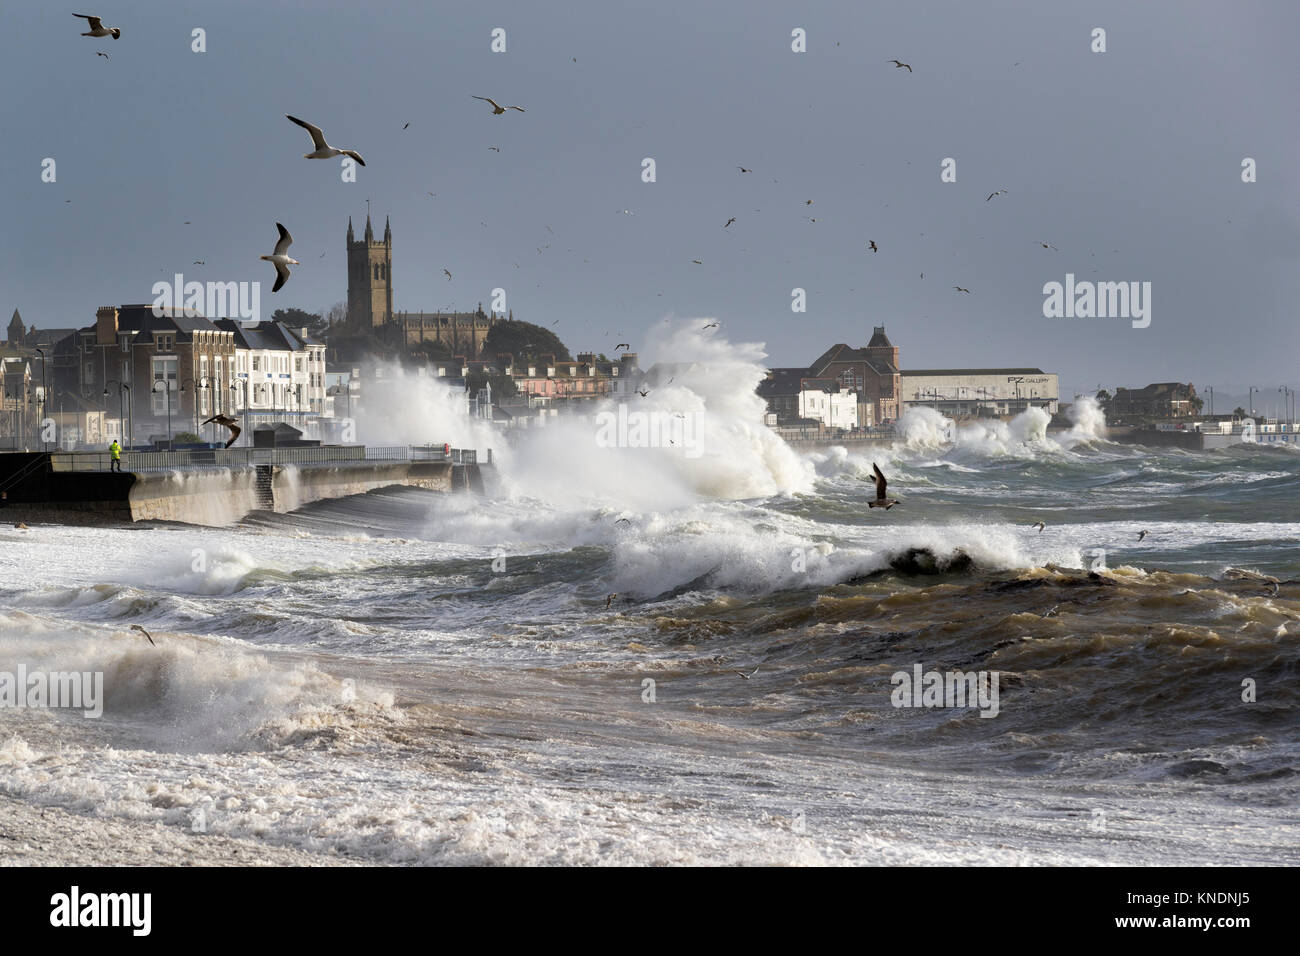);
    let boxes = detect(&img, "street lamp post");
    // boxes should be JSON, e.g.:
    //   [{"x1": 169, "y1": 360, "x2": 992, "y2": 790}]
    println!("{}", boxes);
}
[
  {"x1": 1281, "y1": 386, "x2": 1294, "y2": 427},
  {"x1": 34, "y1": 347, "x2": 48, "y2": 450},
  {"x1": 1248, "y1": 386, "x2": 1256, "y2": 417},
  {"x1": 151, "y1": 380, "x2": 172, "y2": 444},
  {"x1": 180, "y1": 377, "x2": 213, "y2": 442},
  {"x1": 103, "y1": 380, "x2": 128, "y2": 447}
]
